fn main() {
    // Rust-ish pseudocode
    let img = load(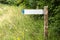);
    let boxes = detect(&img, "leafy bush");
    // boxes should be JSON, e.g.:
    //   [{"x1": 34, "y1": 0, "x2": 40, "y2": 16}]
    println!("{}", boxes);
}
[{"x1": 0, "y1": 0, "x2": 23, "y2": 6}]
